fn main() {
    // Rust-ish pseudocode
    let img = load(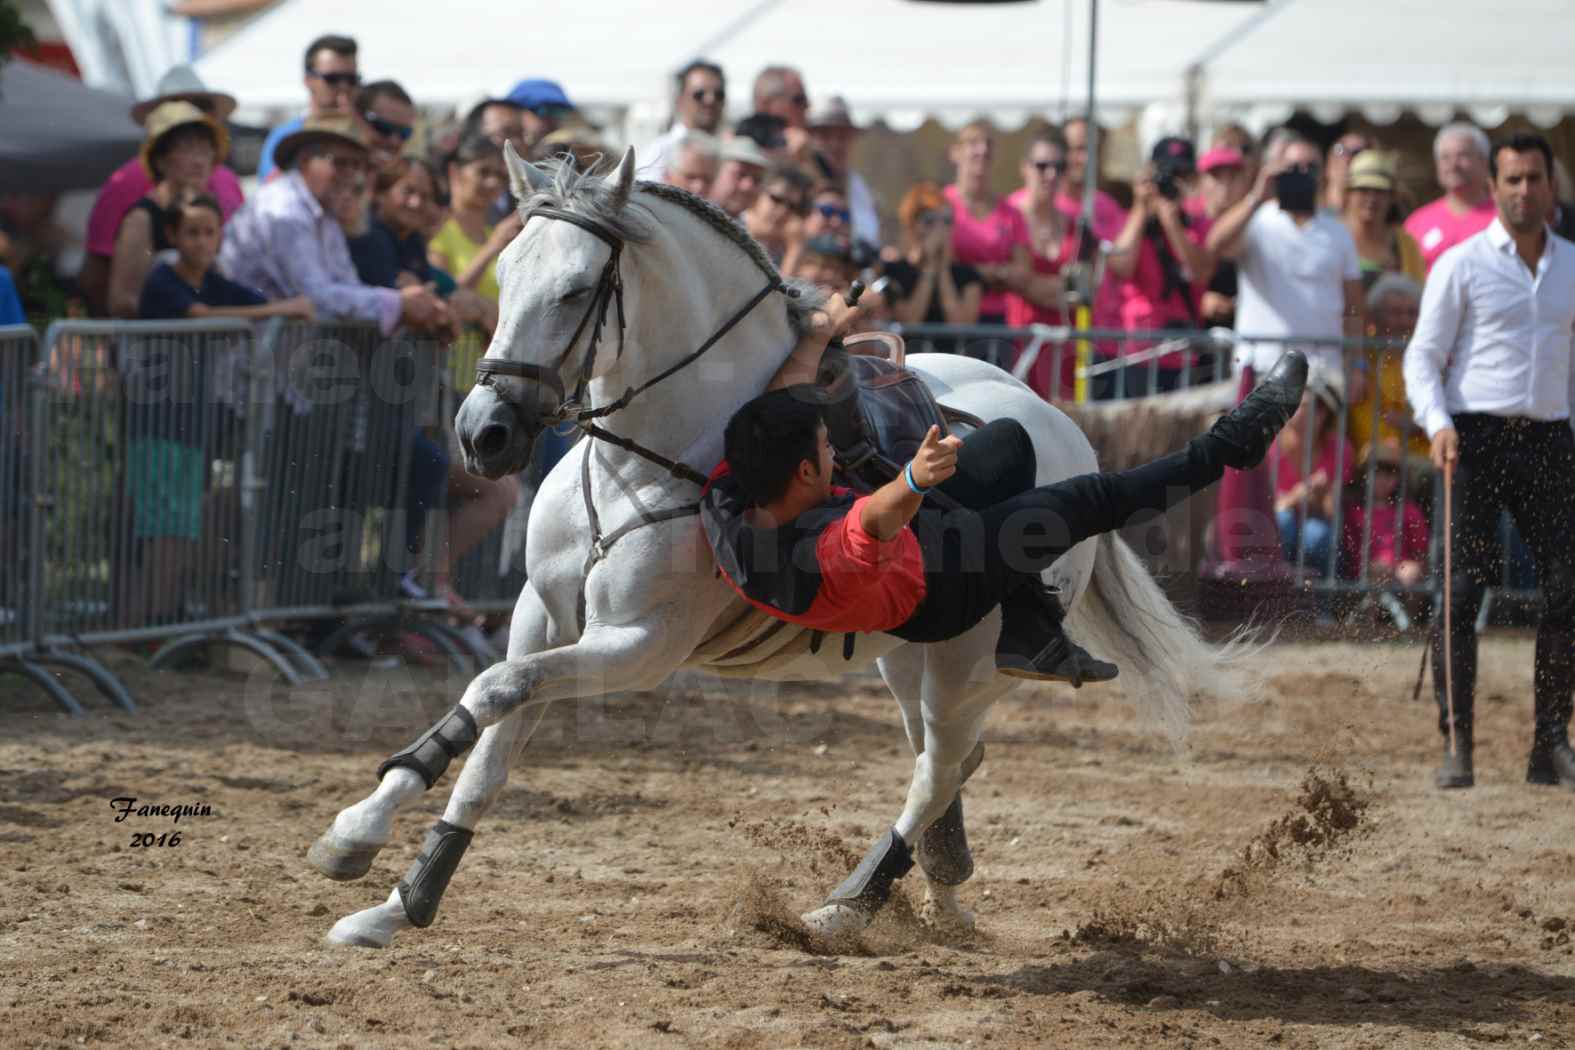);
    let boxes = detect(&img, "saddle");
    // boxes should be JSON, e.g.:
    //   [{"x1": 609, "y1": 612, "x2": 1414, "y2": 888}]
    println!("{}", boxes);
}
[{"x1": 815, "y1": 336, "x2": 982, "y2": 493}]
